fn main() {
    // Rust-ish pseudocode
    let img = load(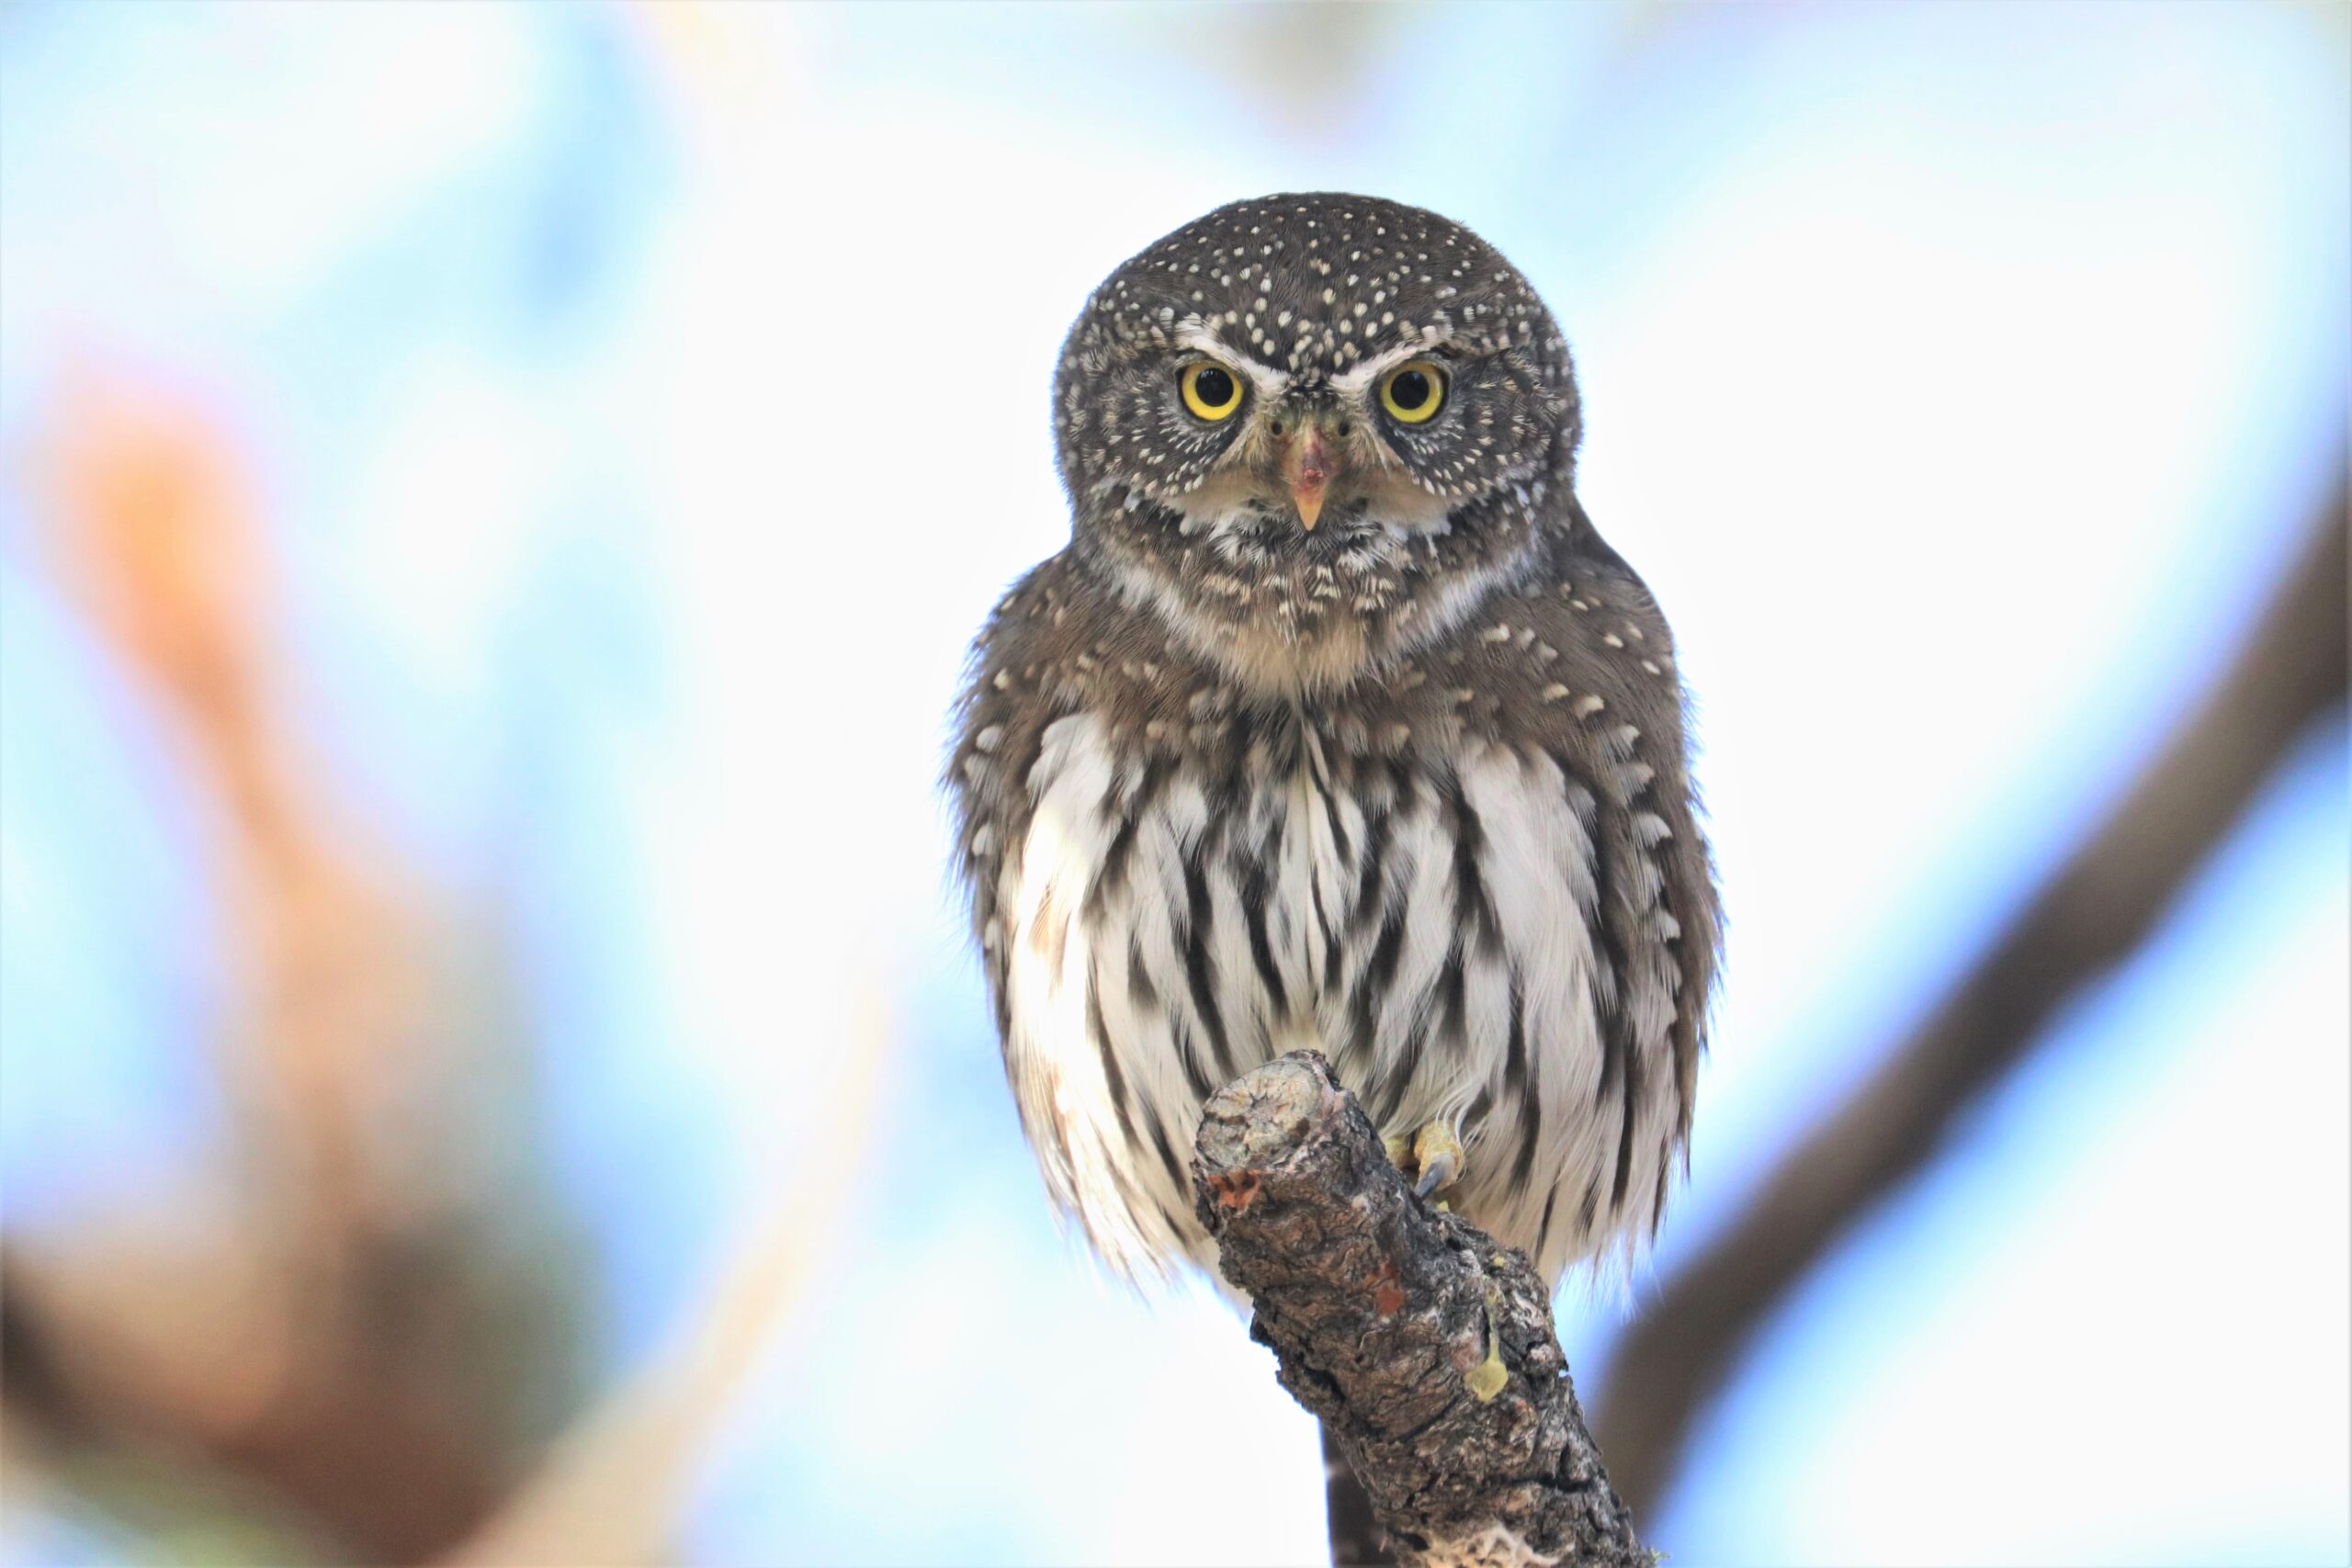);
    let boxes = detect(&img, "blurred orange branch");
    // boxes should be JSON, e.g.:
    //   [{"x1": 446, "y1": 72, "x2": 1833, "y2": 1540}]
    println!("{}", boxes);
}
[
  {"x1": 9, "y1": 374, "x2": 889, "y2": 1557},
  {"x1": 6, "y1": 373, "x2": 521, "y2": 1561}
]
